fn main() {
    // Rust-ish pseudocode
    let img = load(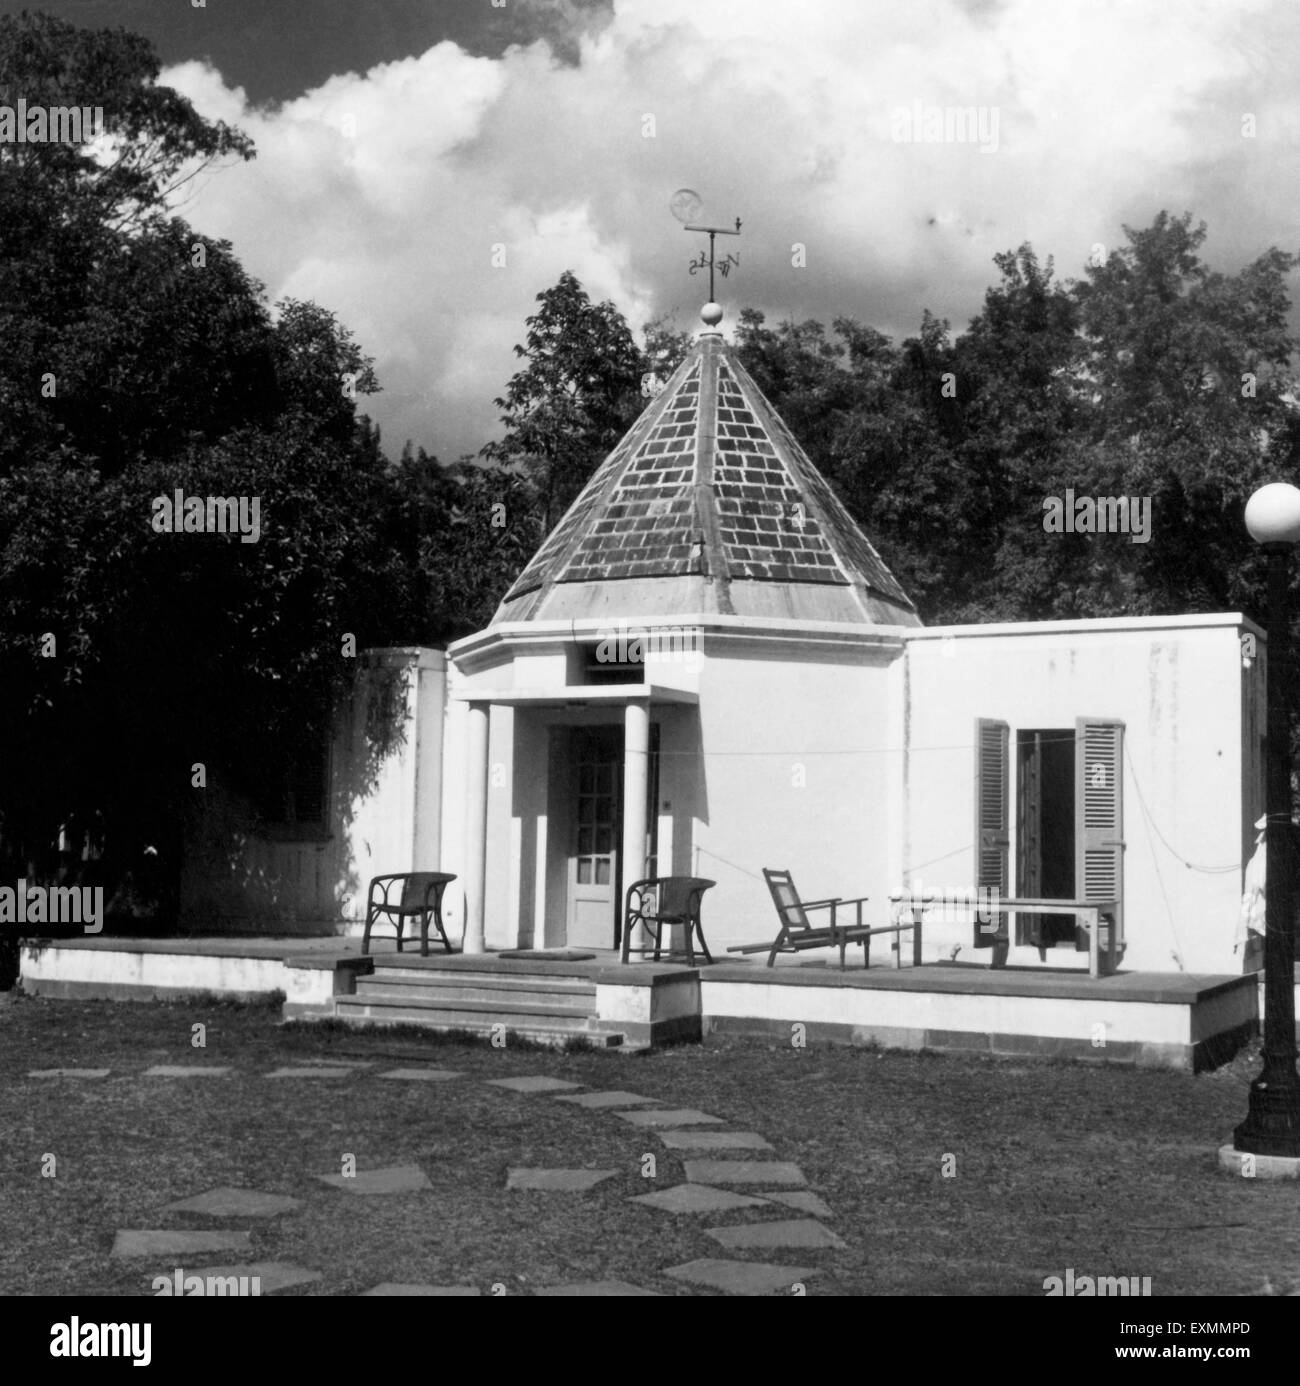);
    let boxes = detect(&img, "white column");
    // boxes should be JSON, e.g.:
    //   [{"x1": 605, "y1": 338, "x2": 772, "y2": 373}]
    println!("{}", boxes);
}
[
  {"x1": 463, "y1": 702, "x2": 490, "y2": 955},
  {"x1": 622, "y1": 700, "x2": 650, "y2": 957}
]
